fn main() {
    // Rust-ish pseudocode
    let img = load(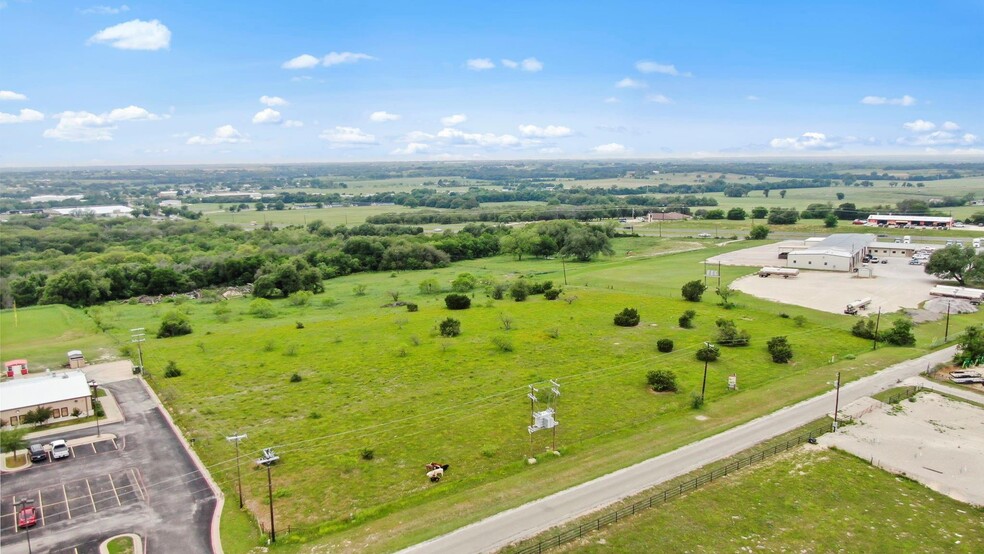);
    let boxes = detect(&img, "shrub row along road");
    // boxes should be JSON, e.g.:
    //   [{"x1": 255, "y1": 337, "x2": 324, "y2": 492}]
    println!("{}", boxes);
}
[{"x1": 399, "y1": 346, "x2": 958, "y2": 554}]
